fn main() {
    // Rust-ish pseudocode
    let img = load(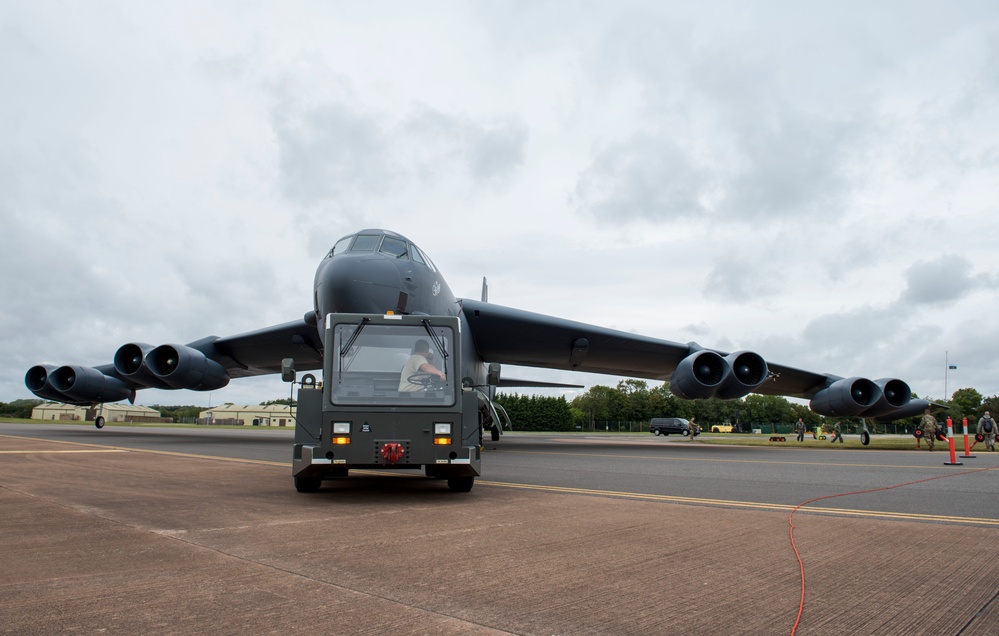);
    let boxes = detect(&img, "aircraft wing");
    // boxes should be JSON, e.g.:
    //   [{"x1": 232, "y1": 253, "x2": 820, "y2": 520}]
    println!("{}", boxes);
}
[
  {"x1": 26, "y1": 317, "x2": 324, "y2": 405},
  {"x1": 458, "y1": 299, "x2": 926, "y2": 420}
]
